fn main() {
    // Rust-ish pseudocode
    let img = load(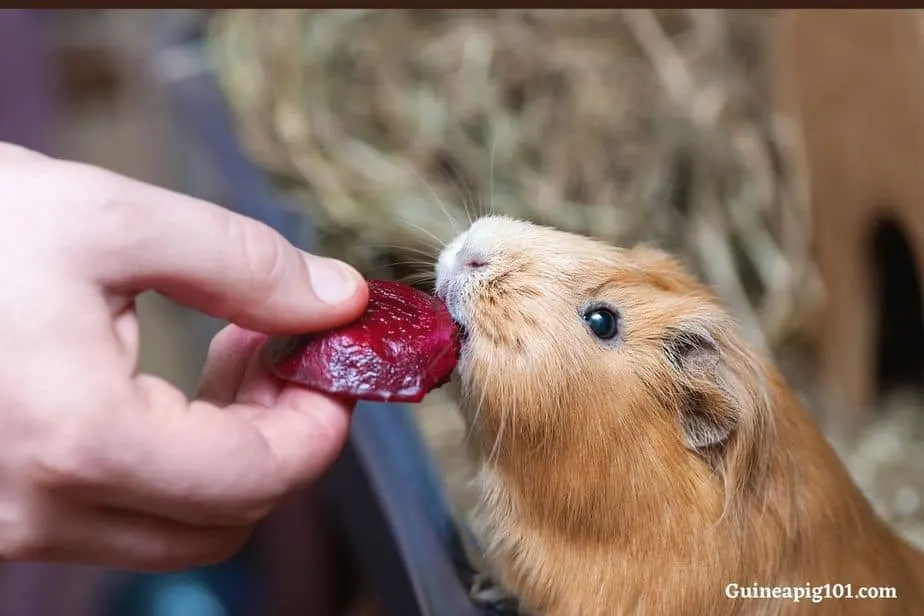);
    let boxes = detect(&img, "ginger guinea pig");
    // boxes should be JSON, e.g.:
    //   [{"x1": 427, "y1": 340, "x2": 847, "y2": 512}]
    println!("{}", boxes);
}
[{"x1": 434, "y1": 215, "x2": 924, "y2": 616}]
